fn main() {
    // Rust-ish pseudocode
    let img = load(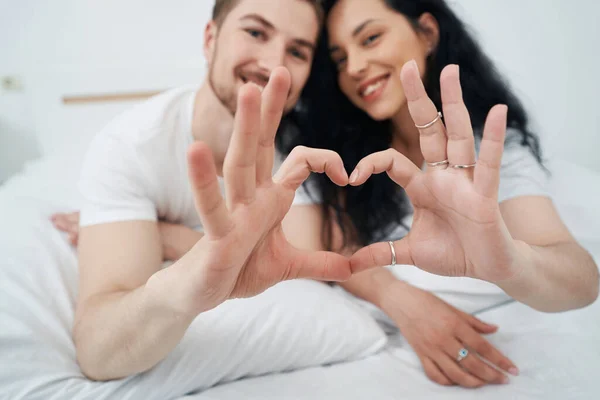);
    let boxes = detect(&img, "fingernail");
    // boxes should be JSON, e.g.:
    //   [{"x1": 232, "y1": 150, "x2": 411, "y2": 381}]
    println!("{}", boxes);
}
[
  {"x1": 349, "y1": 169, "x2": 359, "y2": 184},
  {"x1": 509, "y1": 367, "x2": 519, "y2": 376},
  {"x1": 501, "y1": 376, "x2": 510, "y2": 384}
]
